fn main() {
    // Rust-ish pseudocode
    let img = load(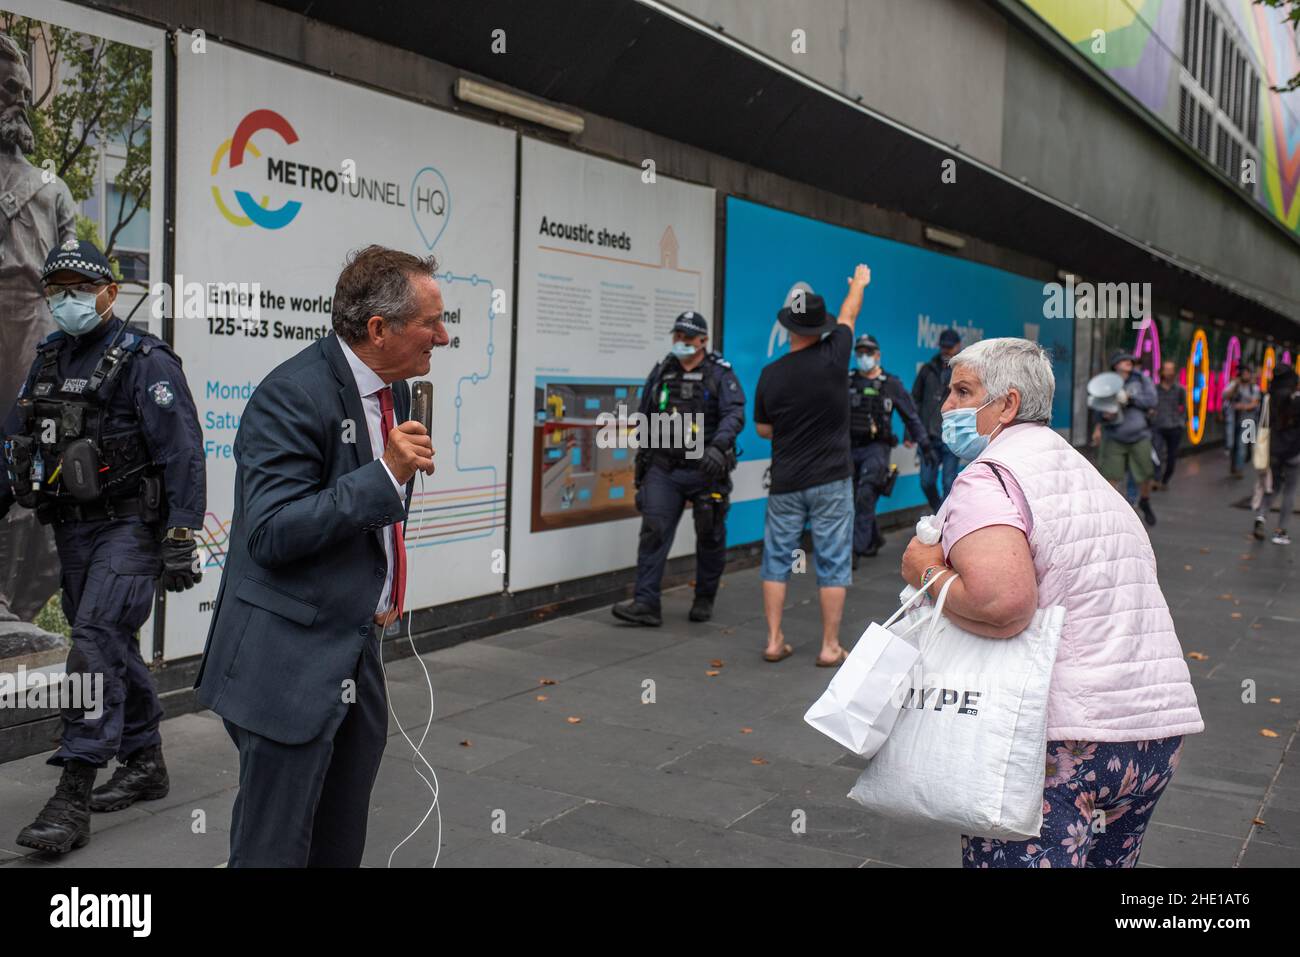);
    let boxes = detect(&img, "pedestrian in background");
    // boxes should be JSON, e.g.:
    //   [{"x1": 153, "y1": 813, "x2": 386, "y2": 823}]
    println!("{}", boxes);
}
[
  {"x1": 1254, "y1": 364, "x2": 1299, "y2": 546},
  {"x1": 1223, "y1": 364, "x2": 1261, "y2": 478},
  {"x1": 1092, "y1": 350, "x2": 1158, "y2": 525},
  {"x1": 753, "y1": 265, "x2": 870, "y2": 667},
  {"x1": 912, "y1": 328, "x2": 963, "y2": 510},
  {"x1": 1151, "y1": 360, "x2": 1186, "y2": 490}
]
